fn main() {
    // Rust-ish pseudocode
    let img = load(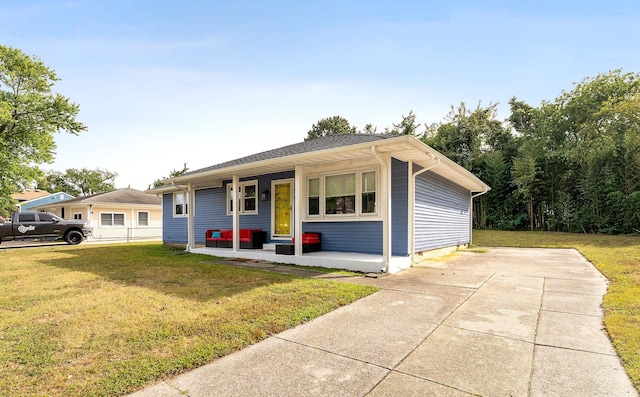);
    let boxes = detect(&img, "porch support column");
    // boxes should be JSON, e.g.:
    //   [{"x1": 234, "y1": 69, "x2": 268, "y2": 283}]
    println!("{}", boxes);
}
[
  {"x1": 186, "y1": 182, "x2": 195, "y2": 252},
  {"x1": 371, "y1": 146, "x2": 391, "y2": 273},
  {"x1": 232, "y1": 175, "x2": 239, "y2": 252},
  {"x1": 294, "y1": 165, "x2": 302, "y2": 256},
  {"x1": 383, "y1": 152, "x2": 392, "y2": 272}
]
